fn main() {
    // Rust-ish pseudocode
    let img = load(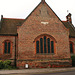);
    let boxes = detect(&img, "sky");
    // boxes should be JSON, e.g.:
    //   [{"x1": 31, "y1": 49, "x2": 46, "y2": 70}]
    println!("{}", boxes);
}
[{"x1": 0, "y1": 0, "x2": 75, "y2": 27}]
